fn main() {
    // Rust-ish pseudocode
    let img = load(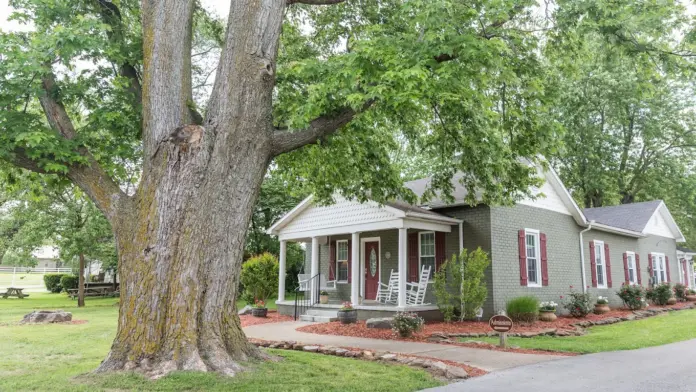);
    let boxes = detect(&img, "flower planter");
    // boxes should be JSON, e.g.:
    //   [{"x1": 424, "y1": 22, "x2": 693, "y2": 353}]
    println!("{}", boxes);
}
[
  {"x1": 337, "y1": 309, "x2": 358, "y2": 324},
  {"x1": 686, "y1": 295, "x2": 696, "y2": 302},
  {"x1": 539, "y1": 310, "x2": 557, "y2": 322},
  {"x1": 251, "y1": 308, "x2": 268, "y2": 318},
  {"x1": 594, "y1": 304, "x2": 610, "y2": 315},
  {"x1": 320, "y1": 295, "x2": 329, "y2": 304},
  {"x1": 667, "y1": 297, "x2": 677, "y2": 305}
]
